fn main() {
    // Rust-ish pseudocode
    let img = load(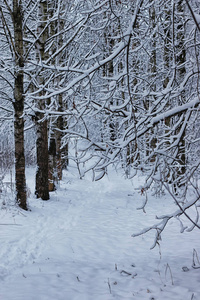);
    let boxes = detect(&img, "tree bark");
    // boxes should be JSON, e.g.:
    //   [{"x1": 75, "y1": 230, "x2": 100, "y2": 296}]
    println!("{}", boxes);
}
[
  {"x1": 13, "y1": 0, "x2": 27, "y2": 210},
  {"x1": 146, "y1": 0, "x2": 157, "y2": 162},
  {"x1": 48, "y1": 138, "x2": 57, "y2": 191},
  {"x1": 35, "y1": 0, "x2": 49, "y2": 200},
  {"x1": 175, "y1": 0, "x2": 186, "y2": 181},
  {"x1": 56, "y1": 94, "x2": 65, "y2": 180},
  {"x1": 35, "y1": 118, "x2": 49, "y2": 199}
]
